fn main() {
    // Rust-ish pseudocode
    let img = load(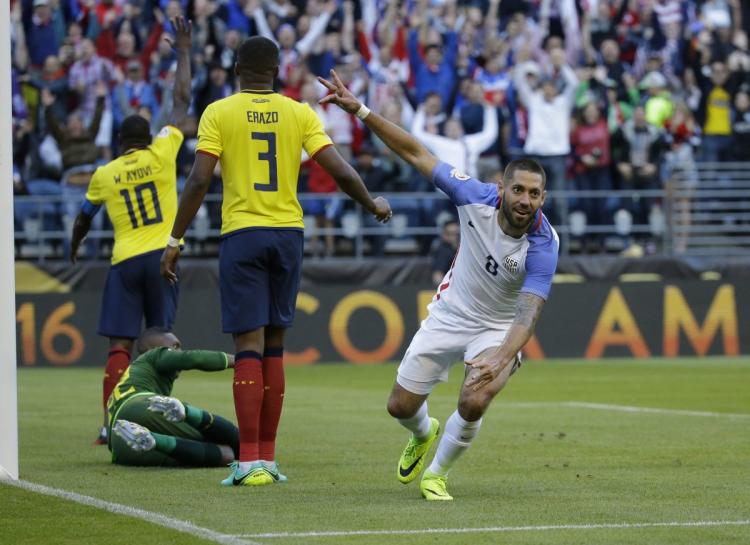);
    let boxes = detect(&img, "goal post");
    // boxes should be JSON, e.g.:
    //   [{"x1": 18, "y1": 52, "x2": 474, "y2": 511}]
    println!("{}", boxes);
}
[{"x1": 0, "y1": 5, "x2": 19, "y2": 481}]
